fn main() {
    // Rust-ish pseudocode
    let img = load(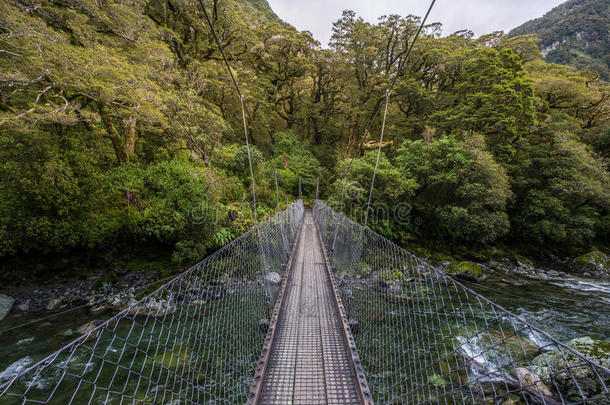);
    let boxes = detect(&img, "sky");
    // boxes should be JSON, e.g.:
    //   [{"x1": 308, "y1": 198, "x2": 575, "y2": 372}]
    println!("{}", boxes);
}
[{"x1": 266, "y1": 0, "x2": 566, "y2": 47}]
